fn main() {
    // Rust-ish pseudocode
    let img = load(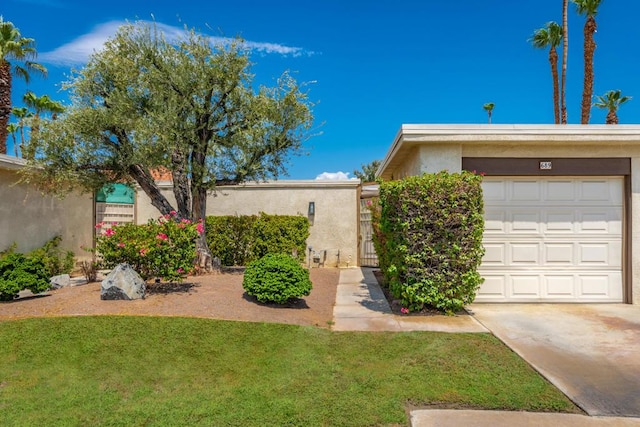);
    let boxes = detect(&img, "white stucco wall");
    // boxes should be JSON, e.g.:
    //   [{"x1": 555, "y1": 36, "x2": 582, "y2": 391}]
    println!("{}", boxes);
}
[
  {"x1": 136, "y1": 180, "x2": 361, "y2": 267},
  {"x1": 0, "y1": 159, "x2": 94, "y2": 259},
  {"x1": 378, "y1": 125, "x2": 640, "y2": 305}
]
